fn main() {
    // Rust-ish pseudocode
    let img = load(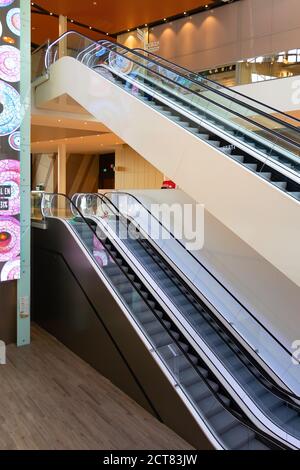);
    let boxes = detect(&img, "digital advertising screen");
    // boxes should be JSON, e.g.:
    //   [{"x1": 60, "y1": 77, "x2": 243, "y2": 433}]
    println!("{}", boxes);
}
[{"x1": 0, "y1": 0, "x2": 20, "y2": 282}]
